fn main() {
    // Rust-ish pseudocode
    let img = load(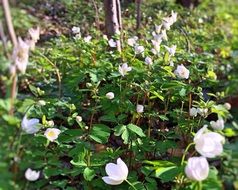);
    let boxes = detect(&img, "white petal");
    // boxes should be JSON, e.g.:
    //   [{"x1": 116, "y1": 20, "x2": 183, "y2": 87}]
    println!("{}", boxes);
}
[
  {"x1": 105, "y1": 163, "x2": 123, "y2": 180},
  {"x1": 102, "y1": 176, "x2": 124, "y2": 185},
  {"x1": 116, "y1": 158, "x2": 128, "y2": 179}
]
